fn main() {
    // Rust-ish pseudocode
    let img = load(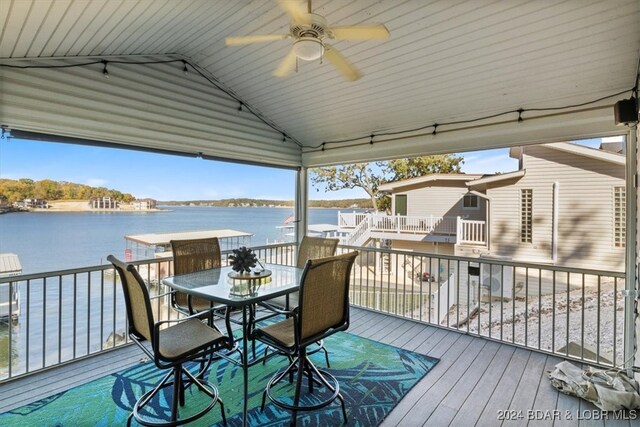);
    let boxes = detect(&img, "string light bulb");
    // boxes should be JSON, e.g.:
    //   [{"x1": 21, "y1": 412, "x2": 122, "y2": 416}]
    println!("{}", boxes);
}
[{"x1": 102, "y1": 60, "x2": 109, "y2": 79}]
